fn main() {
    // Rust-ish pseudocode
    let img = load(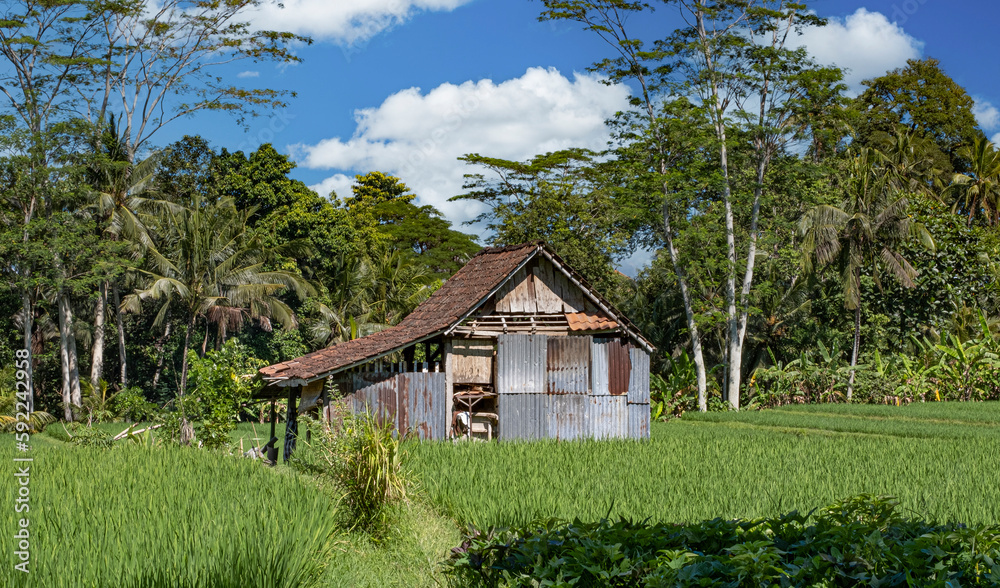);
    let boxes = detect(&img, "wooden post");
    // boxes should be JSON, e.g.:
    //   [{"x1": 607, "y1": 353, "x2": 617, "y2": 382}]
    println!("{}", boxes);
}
[
  {"x1": 283, "y1": 387, "x2": 298, "y2": 463},
  {"x1": 269, "y1": 399, "x2": 276, "y2": 441},
  {"x1": 444, "y1": 339, "x2": 454, "y2": 439}
]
